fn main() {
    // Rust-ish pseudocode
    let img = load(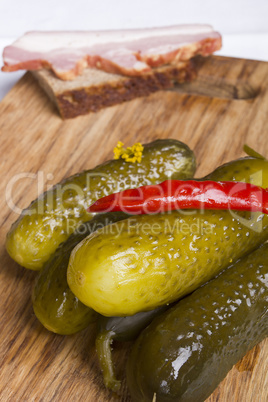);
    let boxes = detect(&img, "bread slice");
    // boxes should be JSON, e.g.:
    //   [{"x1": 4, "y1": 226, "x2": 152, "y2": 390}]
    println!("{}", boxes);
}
[{"x1": 32, "y1": 61, "x2": 196, "y2": 119}]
